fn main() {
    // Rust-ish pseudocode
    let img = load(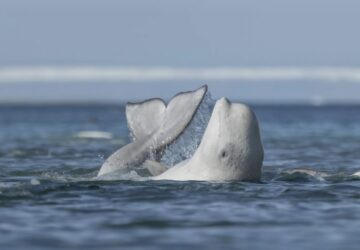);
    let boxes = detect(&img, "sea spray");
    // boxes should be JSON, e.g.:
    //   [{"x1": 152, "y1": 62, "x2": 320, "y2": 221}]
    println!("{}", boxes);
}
[{"x1": 160, "y1": 91, "x2": 214, "y2": 167}]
